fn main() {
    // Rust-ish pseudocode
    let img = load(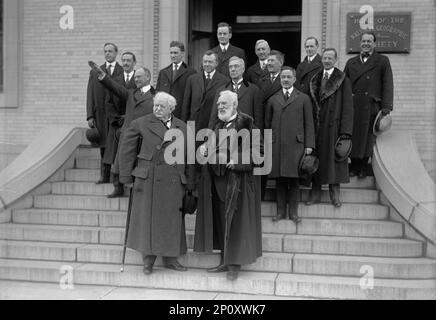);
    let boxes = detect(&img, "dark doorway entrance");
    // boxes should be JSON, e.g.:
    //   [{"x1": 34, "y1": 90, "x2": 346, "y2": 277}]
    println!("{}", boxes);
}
[{"x1": 188, "y1": 0, "x2": 302, "y2": 72}]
